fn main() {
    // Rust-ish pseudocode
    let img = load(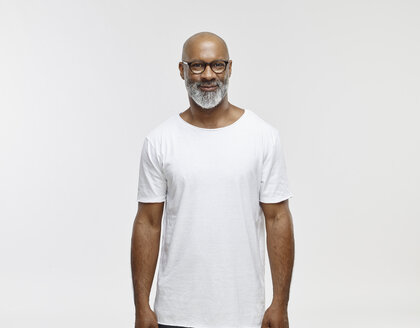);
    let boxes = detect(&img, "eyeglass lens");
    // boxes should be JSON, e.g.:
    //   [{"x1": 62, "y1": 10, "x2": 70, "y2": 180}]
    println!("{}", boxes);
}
[{"x1": 190, "y1": 61, "x2": 227, "y2": 74}]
